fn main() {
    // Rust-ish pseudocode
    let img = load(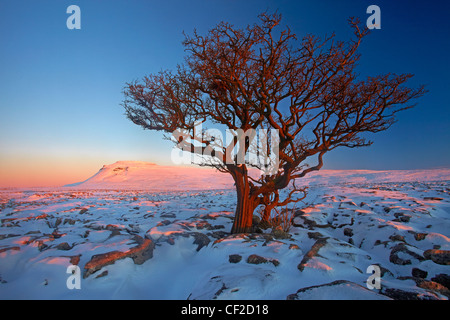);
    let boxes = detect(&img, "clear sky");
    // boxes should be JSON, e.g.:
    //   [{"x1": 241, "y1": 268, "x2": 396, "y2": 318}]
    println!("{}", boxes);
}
[{"x1": 0, "y1": 0, "x2": 449, "y2": 187}]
